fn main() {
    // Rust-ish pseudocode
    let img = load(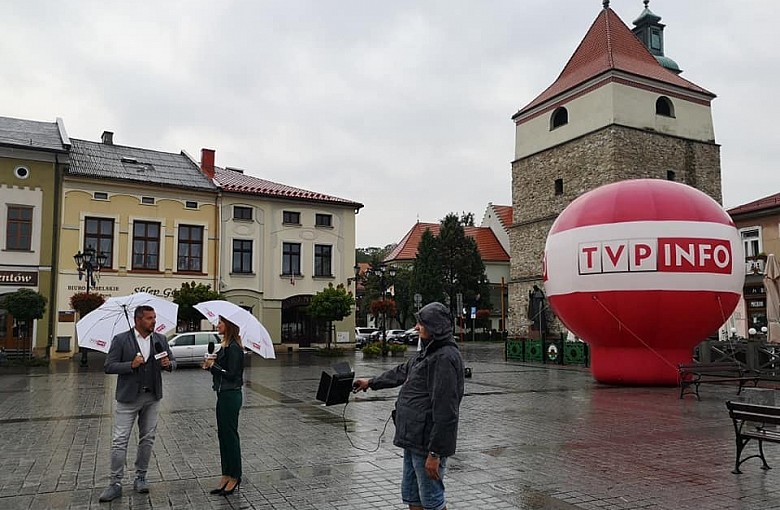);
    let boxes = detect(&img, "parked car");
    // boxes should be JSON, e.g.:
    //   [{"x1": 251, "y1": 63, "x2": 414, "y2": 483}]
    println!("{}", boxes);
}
[
  {"x1": 401, "y1": 327, "x2": 419, "y2": 345},
  {"x1": 168, "y1": 331, "x2": 222, "y2": 366},
  {"x1": 385, "y1": 329, "x2": 408, "y2": 344},
  {"x1": 355, "y1": 327, "x2": 378, "y2": 348}
]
